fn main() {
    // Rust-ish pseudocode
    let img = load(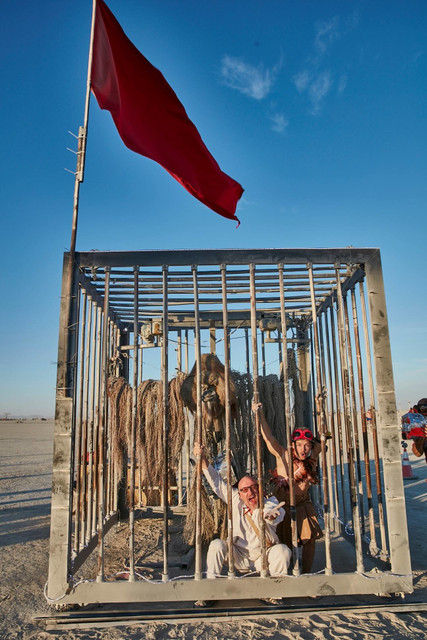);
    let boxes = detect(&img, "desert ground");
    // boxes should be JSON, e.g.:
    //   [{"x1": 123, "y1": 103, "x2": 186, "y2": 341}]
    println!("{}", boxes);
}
[{"x1": 1, "y1": 419, "x2": 426, "y2": 639}]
